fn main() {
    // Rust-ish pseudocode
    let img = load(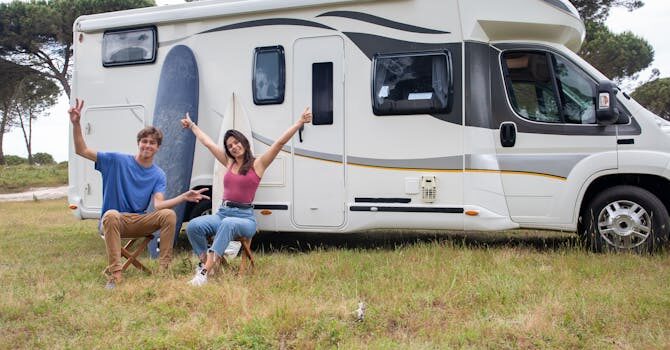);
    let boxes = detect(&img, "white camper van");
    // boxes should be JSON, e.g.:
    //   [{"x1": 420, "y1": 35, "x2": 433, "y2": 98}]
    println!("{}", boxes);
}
[{"x1": 69, "y1": 0, "x2": 670, "y2": 252}]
